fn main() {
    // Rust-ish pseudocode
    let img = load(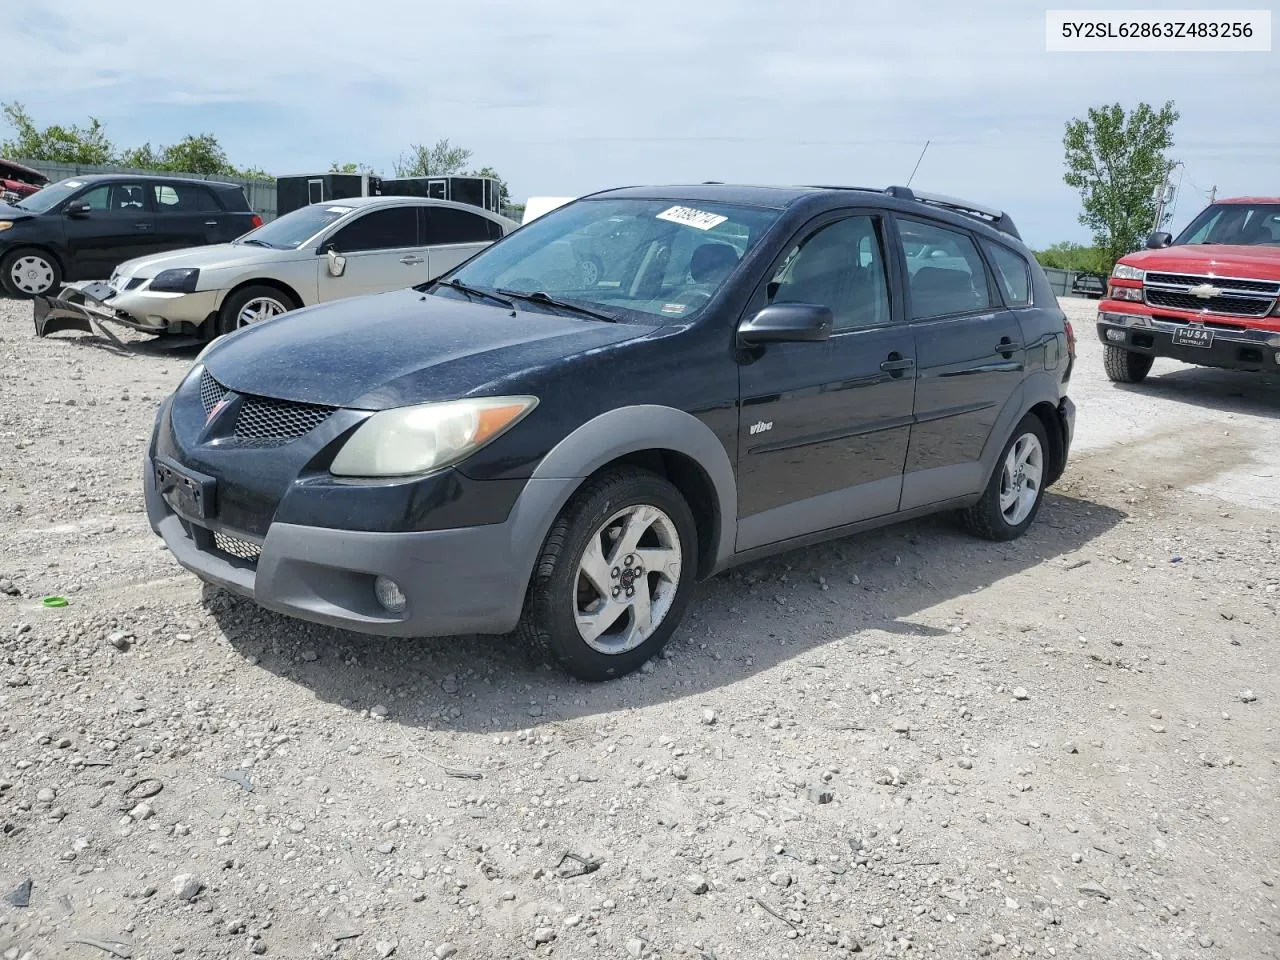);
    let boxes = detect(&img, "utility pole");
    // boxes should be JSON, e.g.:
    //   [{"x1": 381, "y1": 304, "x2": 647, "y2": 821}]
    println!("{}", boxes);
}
[
  {"x1": 1151, "y1": 161, "x2": 1181, "y2": 233},
  {"x1": 1208, "y1": 185, "x2": 1217, "y2": 203}
]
